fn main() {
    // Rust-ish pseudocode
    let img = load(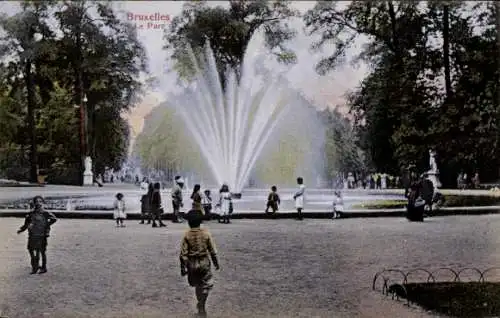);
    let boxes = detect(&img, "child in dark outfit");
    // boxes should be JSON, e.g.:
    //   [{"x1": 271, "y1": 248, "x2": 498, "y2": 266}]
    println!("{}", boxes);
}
[
  {"x1": 180, "y1": 210, "x2": 220, "y2": 317},
  {"x1": 265, "y1": 185, "x2": 280, "y2": 216},
  {"x1": 17, "y1": 196, "x2": 57, "y2": 274},
  {"x1": 201, "y1": 189, "x2": 213, "y2": 220}
]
